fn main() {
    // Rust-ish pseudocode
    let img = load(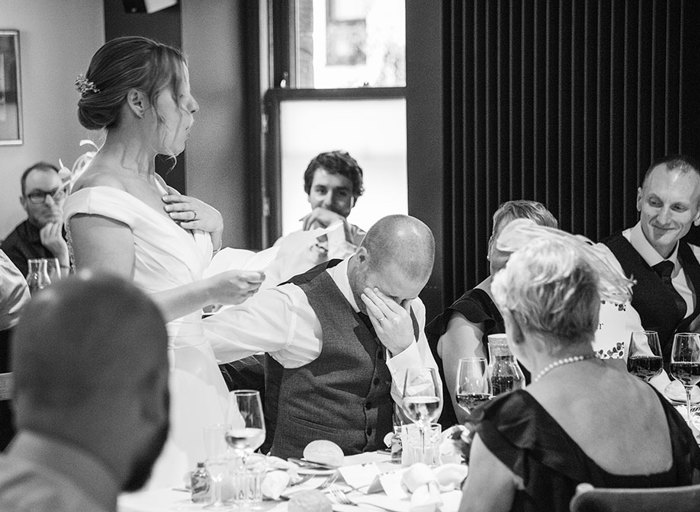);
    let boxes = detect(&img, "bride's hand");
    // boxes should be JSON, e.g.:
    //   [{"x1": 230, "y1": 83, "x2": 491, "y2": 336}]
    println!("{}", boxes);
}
[
  {"x1": 207, "y1": 270, "x2": 265, "y2": 305},
  {"x1": 162, "y1": 186, "x2": 224, "y2": 235}
]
